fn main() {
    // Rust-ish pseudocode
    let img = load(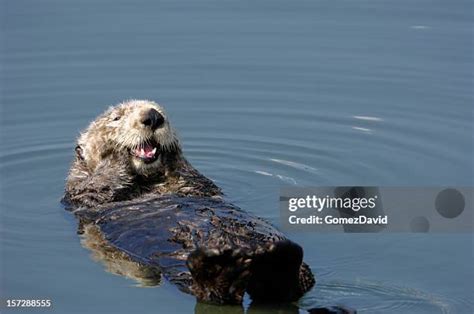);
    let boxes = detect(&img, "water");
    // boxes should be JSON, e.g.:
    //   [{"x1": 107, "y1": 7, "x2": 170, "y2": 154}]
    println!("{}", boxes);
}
[{"x1": 1, "y1": 0, "x2": 473, "y2": 313}]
